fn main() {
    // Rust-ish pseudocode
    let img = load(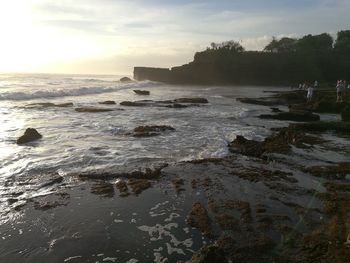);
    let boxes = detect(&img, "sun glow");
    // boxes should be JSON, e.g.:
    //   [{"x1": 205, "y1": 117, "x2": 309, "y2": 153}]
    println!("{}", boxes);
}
[{"x1": 0, "y1": 1, "x2": 108, "y2": 73}]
